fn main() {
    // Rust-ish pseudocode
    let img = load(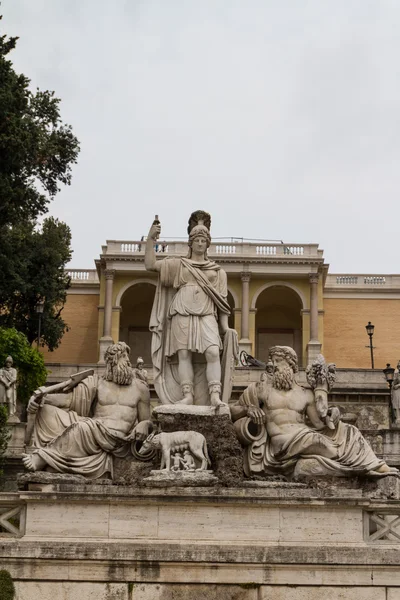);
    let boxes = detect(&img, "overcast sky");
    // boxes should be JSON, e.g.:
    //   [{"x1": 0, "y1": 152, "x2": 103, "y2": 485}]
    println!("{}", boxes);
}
[{"x1": 3, "y1": 1, "x2": 399, "y2": 273}]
